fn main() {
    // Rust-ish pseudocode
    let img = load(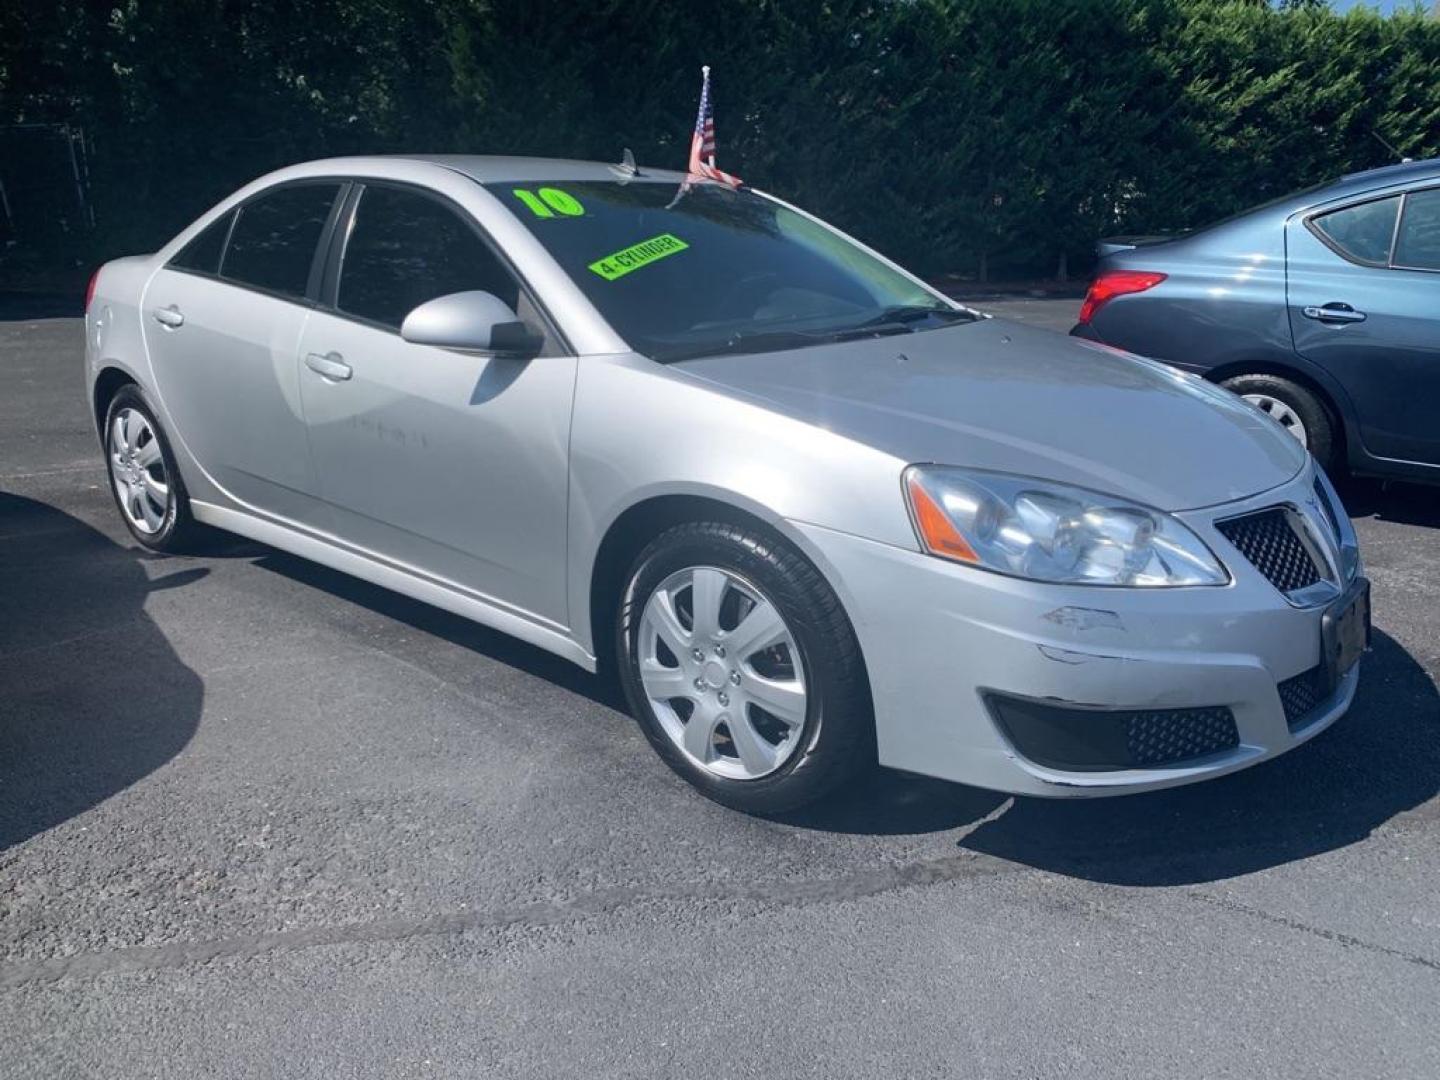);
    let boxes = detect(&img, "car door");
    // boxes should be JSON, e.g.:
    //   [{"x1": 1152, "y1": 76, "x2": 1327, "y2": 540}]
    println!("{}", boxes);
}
[
  {"x1": 143, "y1": 180, "x2": 345, "y2": 521},
  {"x1": 295, "y1": 181, "x2": 577, "y2": 625},
  {"x1": 1287, "y1": 186, "x2": 1440, "y2": 466}
]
